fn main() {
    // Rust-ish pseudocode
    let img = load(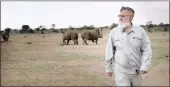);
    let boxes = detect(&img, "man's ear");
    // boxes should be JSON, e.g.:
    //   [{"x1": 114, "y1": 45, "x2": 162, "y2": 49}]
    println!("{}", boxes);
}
[{"x1": 130, "y1": 16, "x2": 134, "y2": 21}]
